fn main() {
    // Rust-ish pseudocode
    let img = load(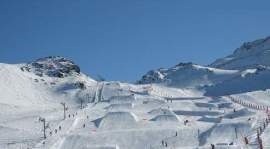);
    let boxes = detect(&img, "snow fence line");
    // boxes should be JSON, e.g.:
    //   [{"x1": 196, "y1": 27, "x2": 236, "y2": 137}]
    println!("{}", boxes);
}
[
  {"x1": 227, "y1": 96, "x2": 269, "y2": 111},
  {"x1": 227, "y1": 96, "x2": 270, "y2": 149}
]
